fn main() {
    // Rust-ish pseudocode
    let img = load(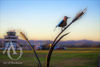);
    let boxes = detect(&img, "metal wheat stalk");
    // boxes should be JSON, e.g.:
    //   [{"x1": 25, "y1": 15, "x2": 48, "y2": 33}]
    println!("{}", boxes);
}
[
  {"x1": 20, "y1": 32, "x2": 42, "y2": 67},
  {"x1": 47, "y1": 8, "x2": 87, "y2": 67}
]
